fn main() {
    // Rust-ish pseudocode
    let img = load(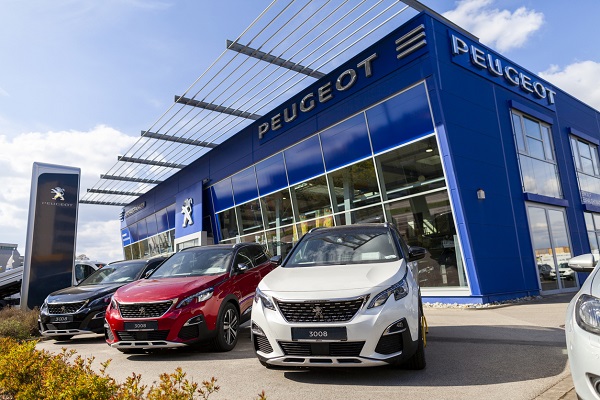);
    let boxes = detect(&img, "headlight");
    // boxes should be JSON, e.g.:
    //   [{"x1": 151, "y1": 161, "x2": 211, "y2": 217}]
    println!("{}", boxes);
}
[
  {"x1": 41, "y1": 301, "x2": 48, "y2": 313},
  {"x1": 368, "y1": 270, "x2": 409, "y2": 309},
  {"x1": 110, "y1": 298, "x2": 117, "y2": 311},
  {"x1": 575, "y1": 294, "x2": 600, "y2": 334},
  {"x1": 255, "y1": 287, "x2": 276, "y2": 311},
  {"x1": 88, "y1": 294, "x2": 112, "y2": 308},
  {"x1": 176, "y1": 288, "x2": 214, "y2": 309}
]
